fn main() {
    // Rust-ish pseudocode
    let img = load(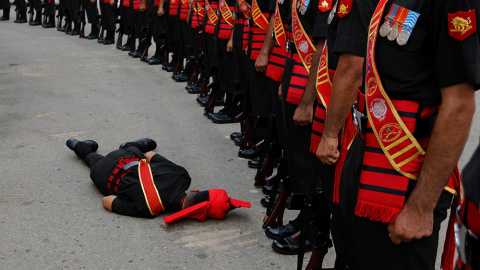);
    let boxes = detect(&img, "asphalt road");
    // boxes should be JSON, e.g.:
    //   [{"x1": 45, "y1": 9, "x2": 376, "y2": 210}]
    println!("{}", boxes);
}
[{"x1": 0, "y1": 14, "x2": 479, "y2": 270}]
